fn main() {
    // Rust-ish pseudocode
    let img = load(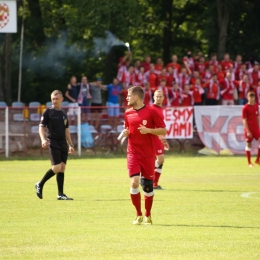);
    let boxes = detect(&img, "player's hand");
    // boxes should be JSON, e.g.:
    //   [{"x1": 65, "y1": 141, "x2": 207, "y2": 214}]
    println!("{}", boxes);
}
[
  {"x1": 41, "y1": 139, "x2": 49, "y2": 149},
  {"x1": 247, "y1": 132, "x2": 252, "y2": 138},
  {"x1": 160, "y1": 138, "x2": 170, "y2": 151},
  {"x1": 122, "y1": 127, "x2": 129, "y2": 137},
  {"x1": 68, "y1": 146, "x2": 74, "y2": 154},
  {"x1": 138, "y1": 124, "x2": 150, "y2": 134}
]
